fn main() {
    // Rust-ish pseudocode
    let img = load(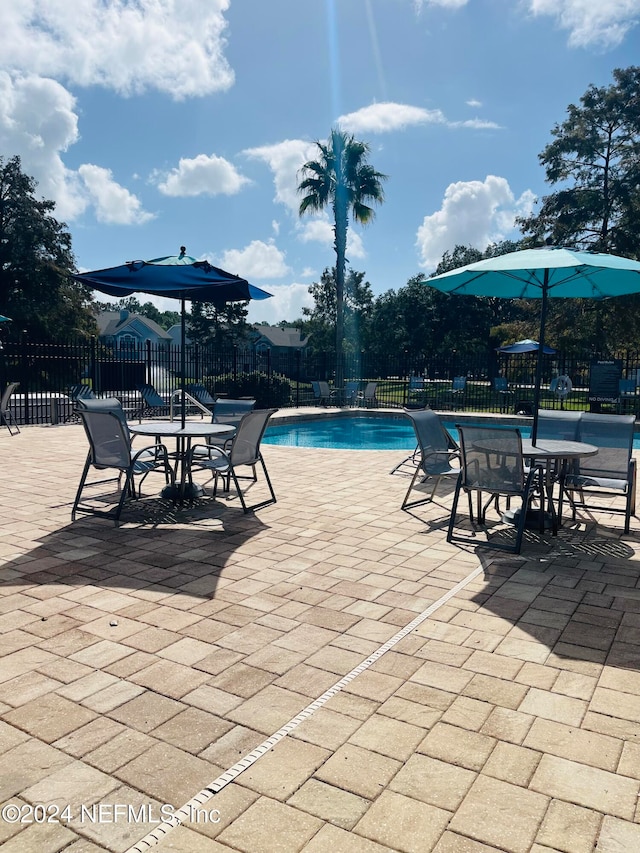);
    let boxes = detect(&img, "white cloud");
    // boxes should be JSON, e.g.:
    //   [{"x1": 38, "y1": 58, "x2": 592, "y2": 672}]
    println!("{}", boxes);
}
[
  {"x1": 298, "y1": 216, "x2": 366, "y2": 259},
  {"x1": 0, "y1": 72, "x2": 86, "y2": 220},
  {"x1": 214, "y1": 240, "x2": 290, "y2": 280},
  {"x1": 245, "y1": 283, "x2": 314, "y2": 324},
  {"x1": 78, "y1": 164, "x2": 154, "y2": 225},
  {"x1": 155, "y1": 154, "x2": 250, "y2": 197},
  {"x1": 414, "y1": 0, "x2": 469, "y2": 10},
  {"x1": 244, "y1": 139, "x2": 317, "y2": 213},
  {"x1": 337, "y1": 103, "x2": 446, "y2": 134},
  {"x1": 466, "y1": 99, "x2": 482, "y2": 108},
  {"x1": 1, "y1": 1, "x2": 234, "y2": 99},
  {"x1": 528, "y1": 0, "x2": 638, "y2": 48},
  {"x1": 337, "y1": 101, "x2": 501, "y2": 134},
  {"x1": 416, "y1": 176, "x2": 535, "y2": 270}
]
